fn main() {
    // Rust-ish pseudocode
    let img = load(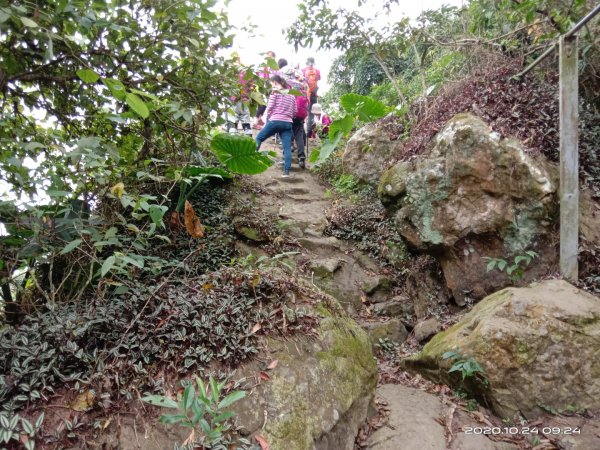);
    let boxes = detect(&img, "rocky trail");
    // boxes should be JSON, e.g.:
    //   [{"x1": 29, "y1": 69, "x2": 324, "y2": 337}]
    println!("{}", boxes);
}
[{"x1": 233, "y1": 140, "x2": 600, "y2": 450}]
